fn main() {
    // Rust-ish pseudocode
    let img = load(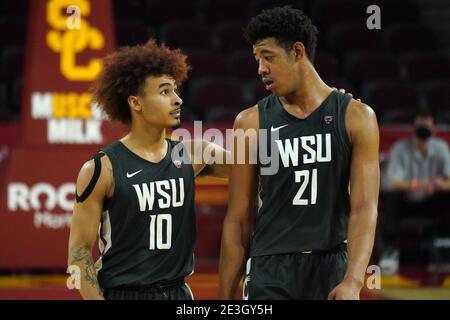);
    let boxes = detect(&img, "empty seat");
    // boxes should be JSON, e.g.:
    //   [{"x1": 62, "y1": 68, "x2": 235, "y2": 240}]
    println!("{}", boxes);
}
[
  {"x1": 311, "y1": 0, "x2": 364, "y2": 27},
  {"x1": 314, "y1": 52, "x2": 339, "y2": 79},
  {"x1": 160, "y1": 20, "x2": 212, "y2": 51},
  {"x1": 0, "y1": 47, "x2": 24, "y2": 78},
  {"x1": 246, "y1": 80, "x2": 270, "y2": 105},
  {"x1": 177, "y1": 108, "x2": 200, "y2": 123},
  {"x1": 112, "y1": 0, "x2": 145, "y2": 20},
  {"x1": 204, "y1": 107, "x2": 240, "y2": 122},
  {"x1": 0, "y1": 79, "x2": 20, "y2": 120},
  {"x1": 115, "y1": 20, "x2": 154, "y2": 47},
  {"x1": 0, "y1": 2, "x2": 29, "y2": 19},
  {"x1": 362, "y1": 80, "x2": 421, "y2": 123},
  {"x1": 0, "y1": 20, "x2": 26, "y2": 46},
  {"x1": 424, "y1": 81, "x2": 450, "y2": 112},
  {"x1": 8, "y1": 77, "x2": 21, "y2": 116},
  {"x1": 212, "y1": 21, "x2": 249, "y2": 53},
  {"x1": 200, "y1": 0, "x2": 248, "y2": 24},
  {"x1": 0, "y1": 82, "x2": 8, "y2": 111},
  {"x1": 327, "y1": 24, "x2": 384, "y2": 56},
  {"x1": 345, "y1": 52, "x2": 399, "y2": 84},
  {"x1": 368, "y1": 0, "x2": 420, "y2": 26},
  {"x1": 403, "y1": 53, "x2": 450, "y2": 82},
  {"x1": 144, "y1": 0, "x2": 198, "y2": 25},
  {"x1": 188, "y1": 77, "x2": 245, "y2": 112},
  {"x1": 229, "y1": 49, "x2": 258, "y2": 80},
  {"x1": 185, "y1": 50, "x2": 228, "y2": 78},
  {"x1": 384, "y1": 24, "x2": 438, "y2": 53},
  {"x1": 423, "y1": 81, "x2": 450, "y2": 124}
]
